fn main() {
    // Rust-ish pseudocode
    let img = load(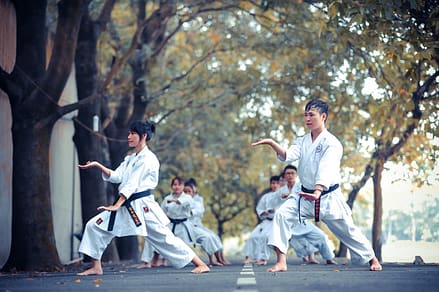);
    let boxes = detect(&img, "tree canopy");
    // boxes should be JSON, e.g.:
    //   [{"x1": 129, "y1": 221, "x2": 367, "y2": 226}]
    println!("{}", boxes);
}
[{"x1": 0, "y1": 0, "x2": 437, "y2": 271}]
